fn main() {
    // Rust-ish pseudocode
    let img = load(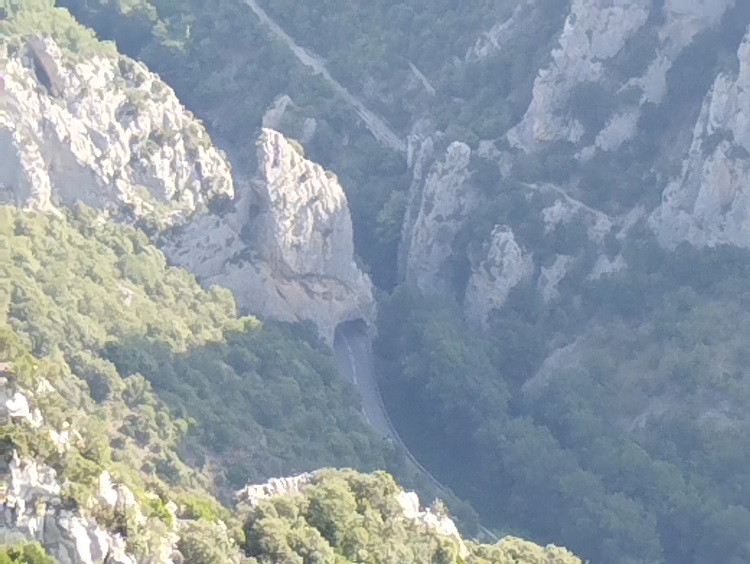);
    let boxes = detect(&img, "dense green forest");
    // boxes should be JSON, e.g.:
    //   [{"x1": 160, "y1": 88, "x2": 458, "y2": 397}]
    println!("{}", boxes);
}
[
  {"x1": 4, "y1": 204, "x2": 392, "y2": 489},
  {"x1": 238, "y1": 469, "x2": 581, "y2": 564},
  {"x1": 376, "y1": 240, "x2": 750, "y2": 564},
  {"x1": 1, "y1": 203, "x2": 582, "y2": 560},
  {"x1": 0, "y1": 203, "x2": 581, "y2": 562}
]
